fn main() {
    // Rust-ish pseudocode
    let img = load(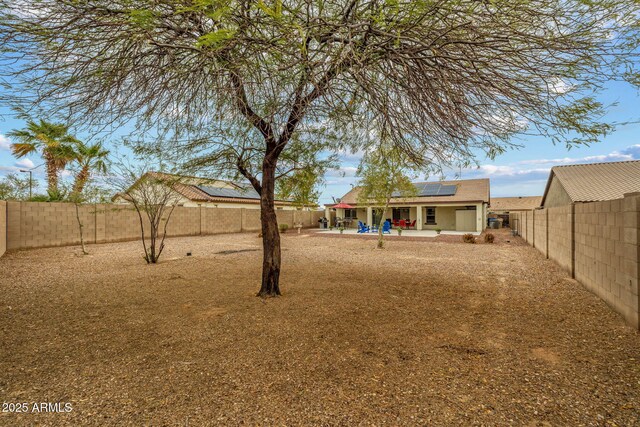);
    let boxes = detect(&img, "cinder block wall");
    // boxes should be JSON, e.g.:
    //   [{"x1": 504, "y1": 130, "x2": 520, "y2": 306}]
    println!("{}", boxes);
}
[
  {"x1": 0, "y1": 201, "x2": 6, "y2": 257},
  {"x1": 512, "y1": 194, "x2": 640, "y2": 329},
  {"x1": 2, "y1": 202, "x2": 324, "y2": 252},
  {"x1": 533, "y1": 209, "x2": 547, "y2": 255},
  {"x1": 546, "y1": 205, "x2": 572, "y2": 272},
  {"x1": 525, "y1": 210, "x2": 534, "y2": 245},
  {"x1": 573, "y1": 196, "x2": 639, "y2": 328}
]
